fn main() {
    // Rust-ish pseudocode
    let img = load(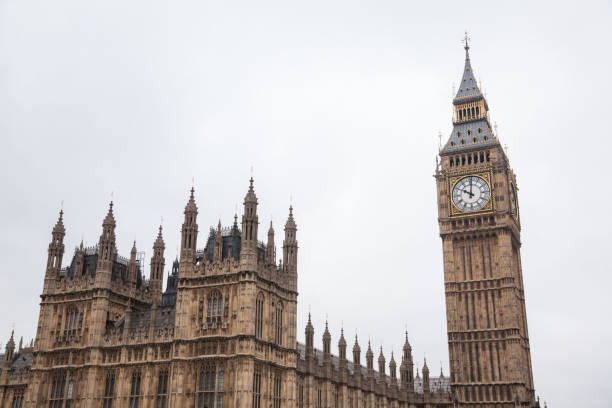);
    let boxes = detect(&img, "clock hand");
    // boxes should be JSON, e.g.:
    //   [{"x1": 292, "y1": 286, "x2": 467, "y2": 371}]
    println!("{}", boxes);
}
[
  {"x1": 469, "y1": 178, "x2": 473, "y2": 195},
  {"x1": 462, "y1": 189, "x2": 475, "y2": 198}
]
